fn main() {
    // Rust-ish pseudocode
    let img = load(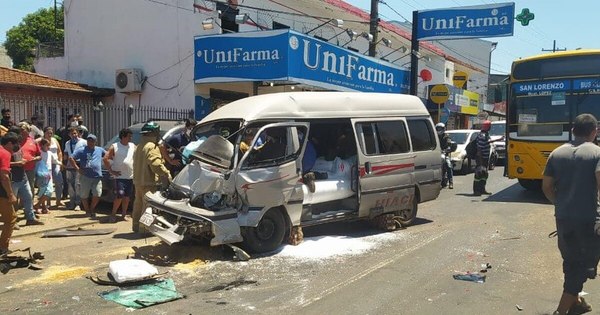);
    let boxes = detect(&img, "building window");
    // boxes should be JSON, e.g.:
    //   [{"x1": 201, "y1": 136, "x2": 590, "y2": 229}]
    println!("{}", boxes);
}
[
  {"x1": 446, "y1": 68, "x2": 451, "y2": 78},
  {"x1": 217, "y1": 2, "x2": 239, "y2": 33}
]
